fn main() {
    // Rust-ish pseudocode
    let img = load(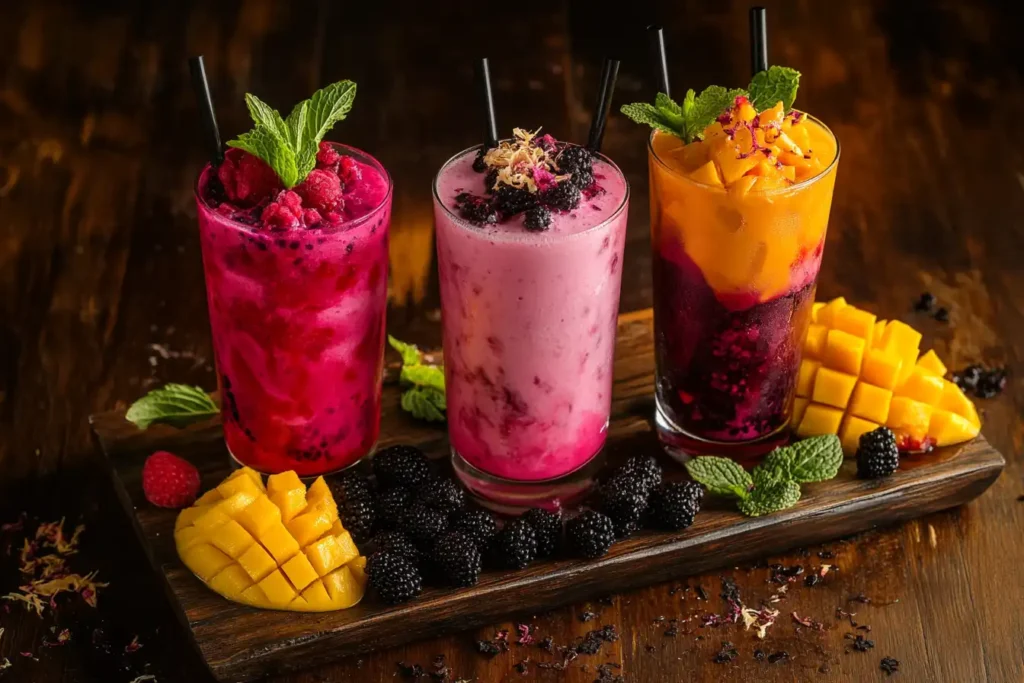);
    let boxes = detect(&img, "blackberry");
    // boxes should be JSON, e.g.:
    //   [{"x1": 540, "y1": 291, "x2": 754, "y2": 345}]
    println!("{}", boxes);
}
[
  {"x1": 954, "y1": 364, "x2": 983, "y2": 391},
  {"x1": 402, "y1": 504, "x2": 449, "y2": 549},
  {"x1": 472, "y1": 149, "x2": 489, "y2": 173},
  {"x1": 484, "y1": 169, "x2": 499, "y2": 192},
  {"x1": 540, "y1": 181, "x2": 581, "y2": 211},
  {"x1": 375, "y1": 486, "x2": 412, "y2": 530},
  {"x1": 617, "y1": 455, "x2": 663, "y2": 492},
  {"x1": 451, "y1": 509, "x2": 499, "y2": 549},
  {"x1": 566, "y1": 511, "x2": 615, "y2": 559},
  {"x1": 934, "y1": 307, "x2": 949, "y2": 323},
  {"x1": 523, "y1": 206, "x2": 552, "y2": 232},
  {"x1": 976, "y1": 368, "x2": 1007, "y2": 398},
  {"x1": 649, "y1": 481, "x2": 704, "y2": 531},
  {"x1": 367, "y1": 550, "x2": 422, "y2": 605},
  {"x1": 373, "y1": 445, "x2": 432, "y2": 490},
  {"x1": 913, "y1": 291, "x2": 936, "y2": 312},
  {"x1": 328, "y1": 471, "x2": 373, "y2": 504},
  {"x1": 556, "y1": 145, "x2": 594, "y2": 189},
  {"x1": 456, "y1": 193, "x2": 497, "y2": 225},
  {"x1": 599, "y1": 477, "x2": 650, "y2": 539},
  {"x1": 521, "y1": 508, "x2": 562, "y2": 558},
  {"x1": 339, "y1": 495, "x2": 376, "y2": 543},
  {"x1": 492, "y1": 518, "x2": 537, "y2": 569},
  {"x1": 494, "y1": 185, "x2": 537, "y2": 215},
  {"x1": 417, "y1": 477, "x2": 466, "y2": 516},
  {"x1": 370, "y1": 530, "x2": 421, "y2": 567},
  {"x1": 856, "y1": 427, "x2": 900, "y2": 479},
  {"x1": 431, "y1": 531, "x2": 482, "y2": 587}
]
